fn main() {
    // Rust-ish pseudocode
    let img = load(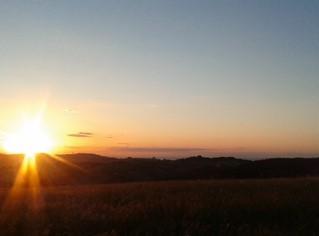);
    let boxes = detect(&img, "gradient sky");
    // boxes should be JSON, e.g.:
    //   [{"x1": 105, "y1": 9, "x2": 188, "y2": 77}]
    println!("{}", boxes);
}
[{"x1": 0, "y1": 0, "x2": 318, "y2": 158}]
